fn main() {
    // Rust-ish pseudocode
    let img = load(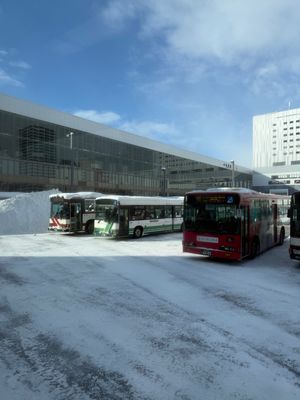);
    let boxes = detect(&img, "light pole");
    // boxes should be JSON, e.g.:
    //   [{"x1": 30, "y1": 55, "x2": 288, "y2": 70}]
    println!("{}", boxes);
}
[
  {"x1": 161, "y1": 167, "x2": 166, "y2": 196},
  {"x1": 67, "y1": 131, "x2": 74, "y2": 191},
  {"x1": 230, "y1": 160, "x2": 235, "y2": 187}
]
